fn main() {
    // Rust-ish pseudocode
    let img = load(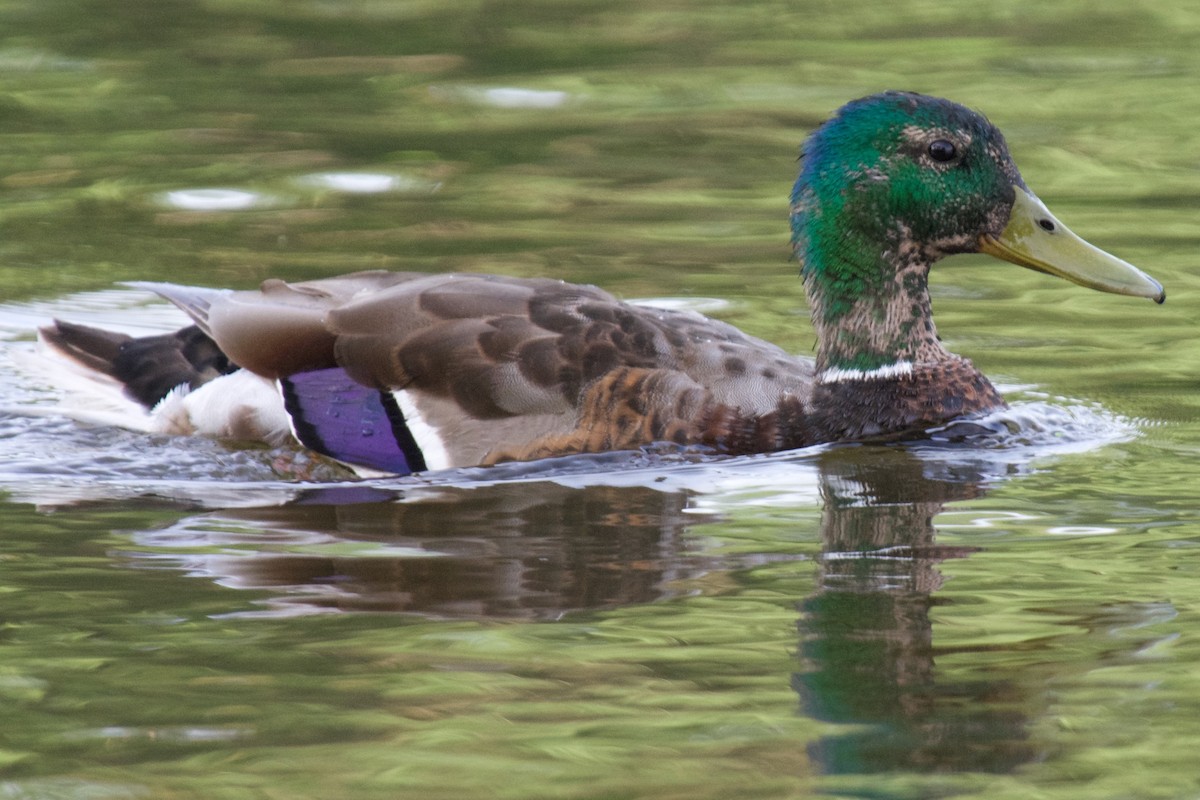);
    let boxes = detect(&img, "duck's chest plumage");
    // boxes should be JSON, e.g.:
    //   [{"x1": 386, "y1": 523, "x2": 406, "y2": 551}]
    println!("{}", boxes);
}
[{"x1": 807, "y1": 359, "x2": 1004, "y2": 442}]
